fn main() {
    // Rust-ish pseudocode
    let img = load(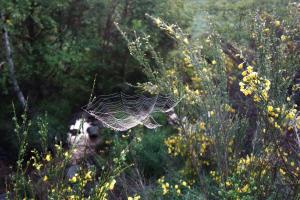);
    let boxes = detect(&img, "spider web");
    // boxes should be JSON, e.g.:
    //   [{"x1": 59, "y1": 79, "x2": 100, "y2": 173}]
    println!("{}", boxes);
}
[{"x1": 82, "y1": 93, "x2": 180, "y2": 131}]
